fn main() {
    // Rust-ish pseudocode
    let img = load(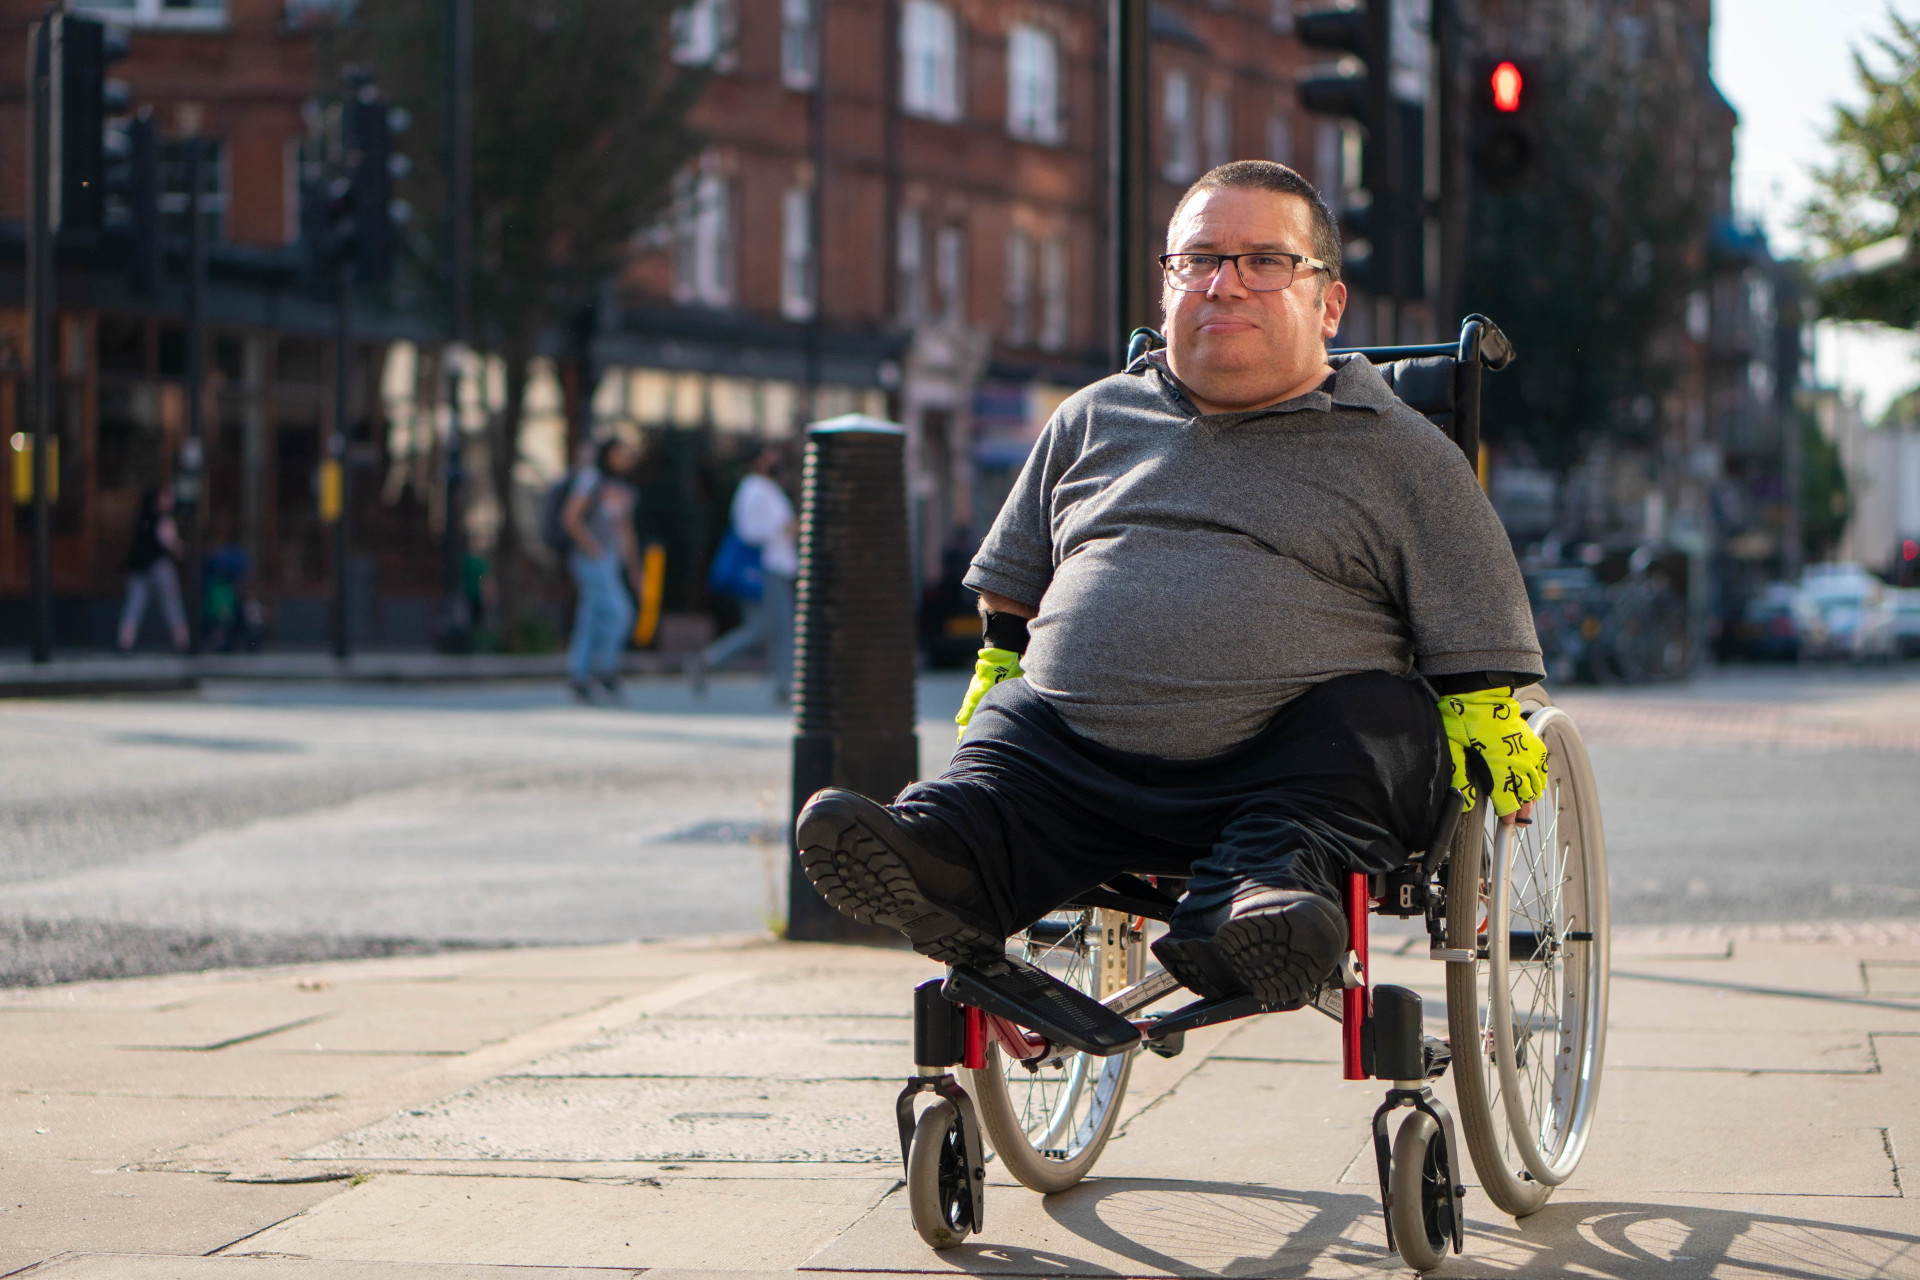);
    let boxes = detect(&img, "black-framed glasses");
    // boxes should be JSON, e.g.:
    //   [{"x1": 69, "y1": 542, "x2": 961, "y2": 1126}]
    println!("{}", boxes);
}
[{"x1": 1159, "y1": 250, "x2": 1332, "y2": 292}]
